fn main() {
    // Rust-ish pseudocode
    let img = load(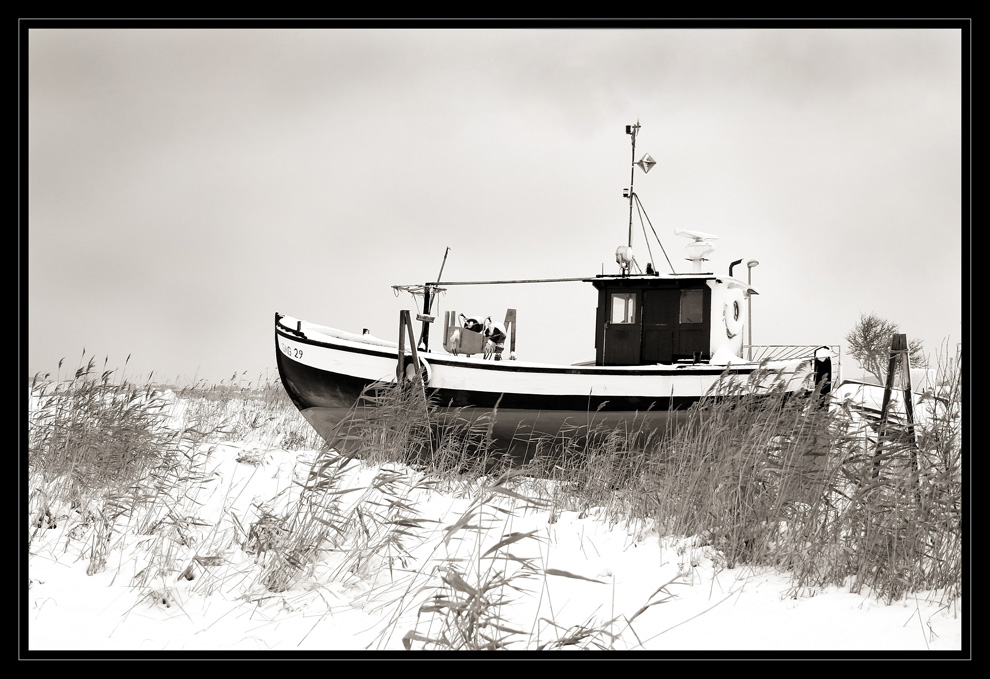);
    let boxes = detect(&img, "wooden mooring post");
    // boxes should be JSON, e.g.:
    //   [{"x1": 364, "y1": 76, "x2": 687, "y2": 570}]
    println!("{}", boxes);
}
[
  {"x1": 397, "y1": 310, "x2": 422, "y2": 384},
  {"x1": 397, "y1": 309, "x2": 433, "y2": 461},
  {"x1": 871, "y1": 334, "x2": 919, "y2": 489}
]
